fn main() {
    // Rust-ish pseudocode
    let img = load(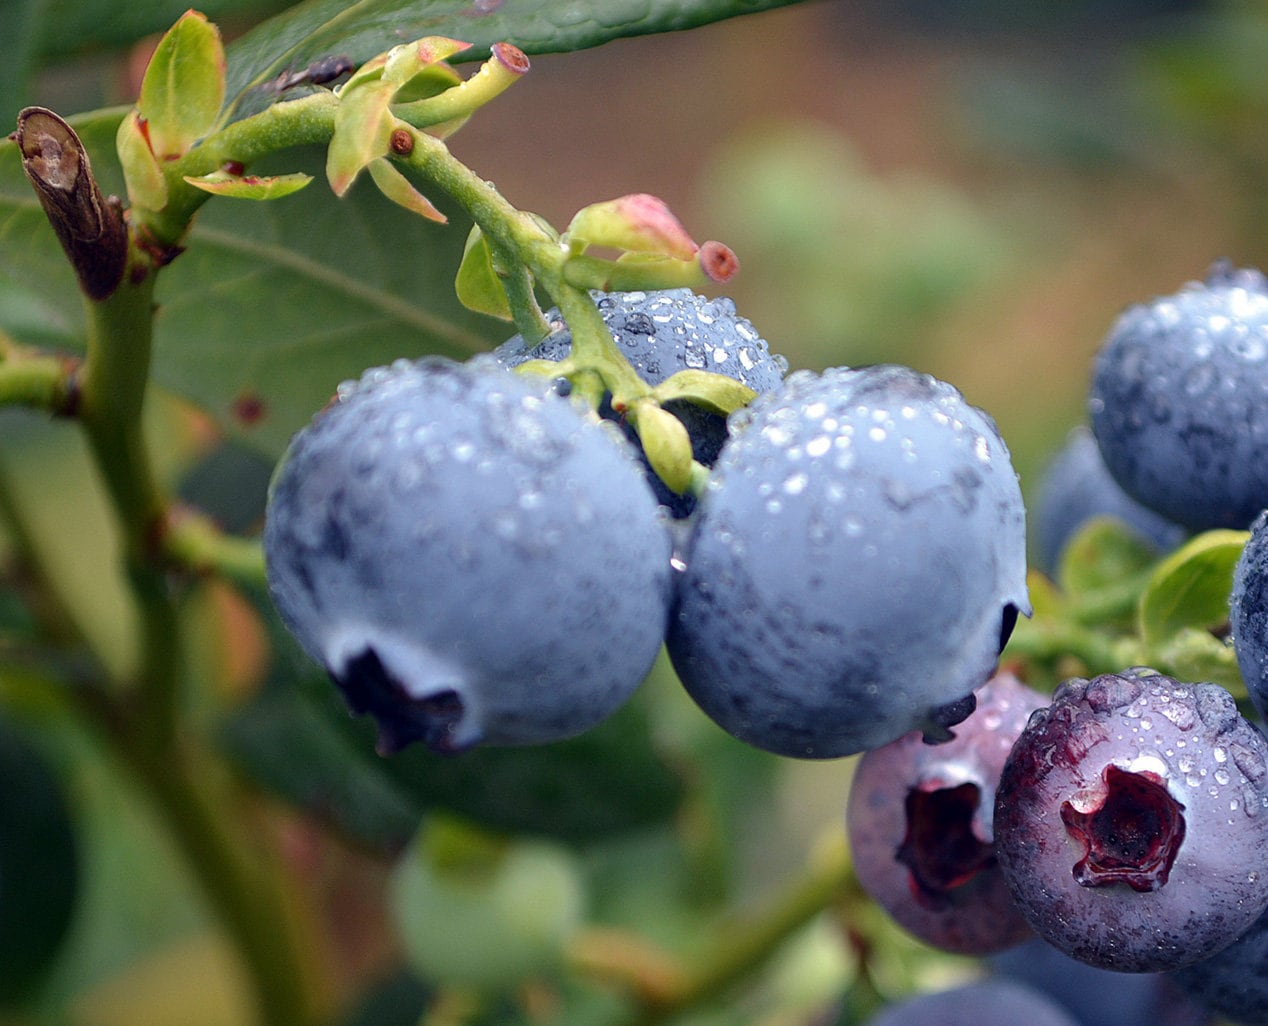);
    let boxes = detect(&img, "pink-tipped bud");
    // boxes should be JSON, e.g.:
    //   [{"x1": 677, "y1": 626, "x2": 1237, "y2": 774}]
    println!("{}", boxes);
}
[{"x1": 567, "y1": 193, "x2": 698, "y2": 261}]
